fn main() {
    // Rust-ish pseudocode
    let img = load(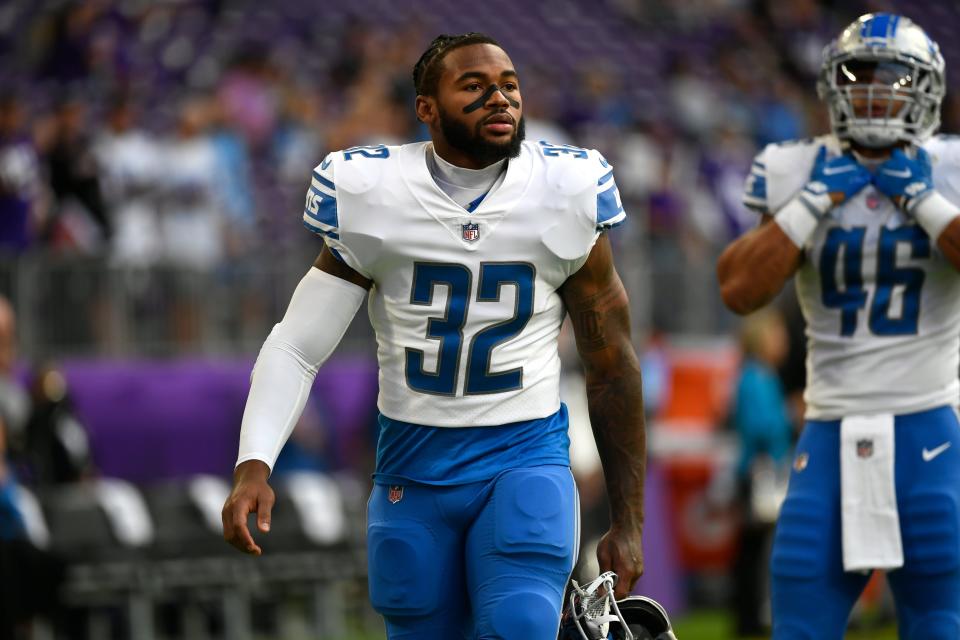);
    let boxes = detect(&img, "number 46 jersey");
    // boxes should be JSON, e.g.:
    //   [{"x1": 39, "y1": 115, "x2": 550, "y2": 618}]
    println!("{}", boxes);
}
[
  {"x1": 744, "y1": 133, "x2": 960, "y2": 420},
  {"x1": 303, "y1": 140, "x2": 625, "y2": 427}
]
